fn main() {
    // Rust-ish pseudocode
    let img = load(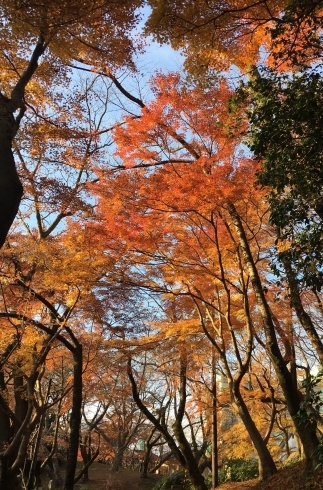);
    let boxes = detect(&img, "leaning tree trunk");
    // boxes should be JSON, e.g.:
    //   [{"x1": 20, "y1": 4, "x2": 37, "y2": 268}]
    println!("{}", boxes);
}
[
  {"x1": 0, "y1": 95, "x2": 23, "y2": 247},
  {"x1": 140, "y1": 430, "x2": 161, "y2": 478},
  {"x1": 171, "y1": 354, "x2": 208, "y2": 490},
  {"x1": 127, "y1": 357, "x2": 207, "y2": 490},
  {"x1": 228, "y1": 202, "x2": 320, "y2": 472},
  {"x1": 0, "y1": 37, "x2": 46, "y2": 248},
  {"x1": 232, "y1": 385, "x2": 277, "y2": 480}
]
